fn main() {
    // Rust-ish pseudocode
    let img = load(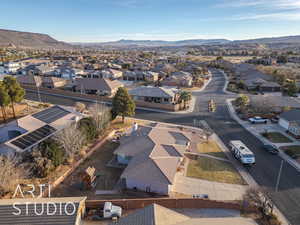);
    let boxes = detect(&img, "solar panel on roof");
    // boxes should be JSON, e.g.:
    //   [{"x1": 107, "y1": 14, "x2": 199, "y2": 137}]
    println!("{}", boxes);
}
[
  {"x1": 11, "y1": 125, "x2": 56, "y2": 150},
  {"x1": 32, "y1": 106, "x2": 70, "y2": 124}
]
